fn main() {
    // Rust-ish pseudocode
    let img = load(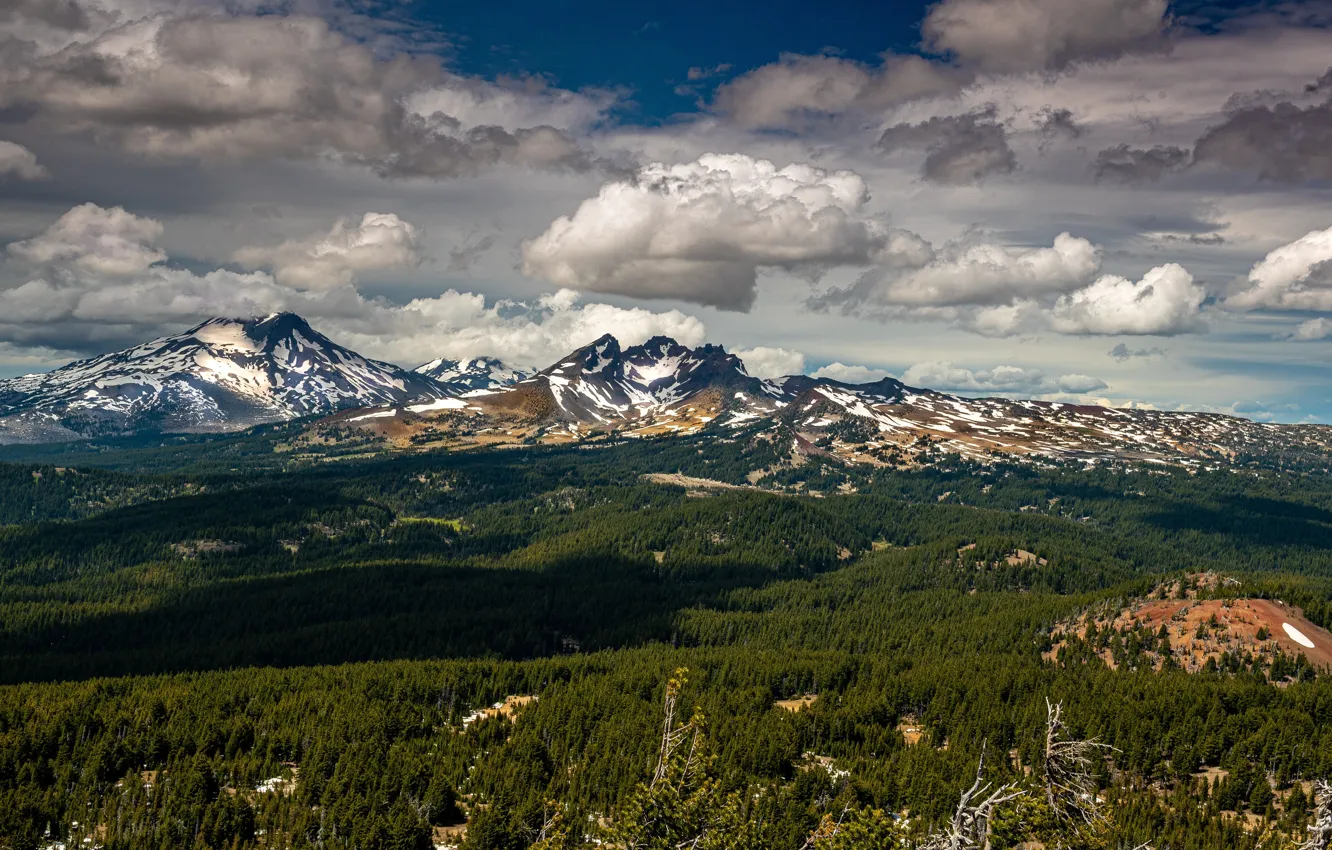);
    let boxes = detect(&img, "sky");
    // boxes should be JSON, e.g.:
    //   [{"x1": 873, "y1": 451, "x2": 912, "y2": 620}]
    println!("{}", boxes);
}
[{"x1": 2, "y1": 0, "x2": 1332, "y2": 421}]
